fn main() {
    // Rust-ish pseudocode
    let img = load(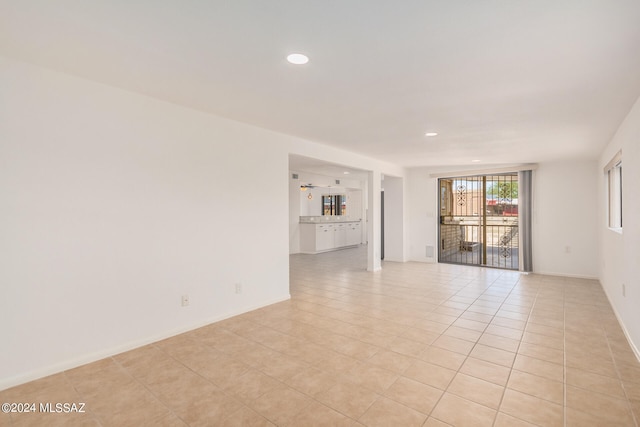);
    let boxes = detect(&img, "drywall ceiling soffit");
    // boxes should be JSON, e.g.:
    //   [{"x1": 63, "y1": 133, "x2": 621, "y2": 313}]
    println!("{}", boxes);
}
[
  {"x1": 2, "y1": 1, "x2": 640, "y2": 167},
  {"x1": 289, "y1": 155, "x2": 369, "y2": 181}
]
